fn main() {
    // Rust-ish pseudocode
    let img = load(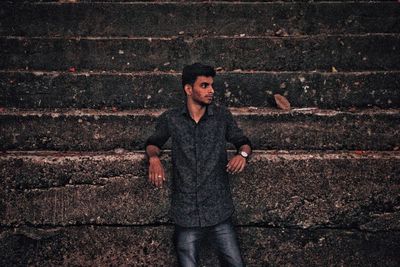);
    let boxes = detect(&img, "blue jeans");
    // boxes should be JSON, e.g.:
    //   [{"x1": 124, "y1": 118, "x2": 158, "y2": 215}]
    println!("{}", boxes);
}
[{"x1": 174, "y1": 218, "x2": 245, "y2": 267}]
